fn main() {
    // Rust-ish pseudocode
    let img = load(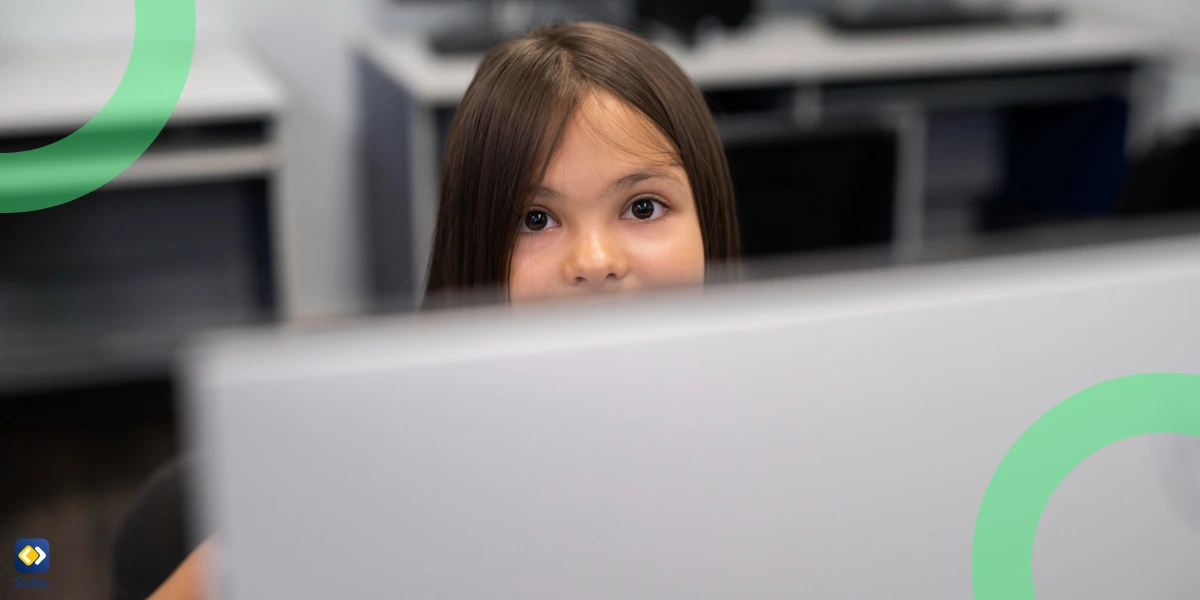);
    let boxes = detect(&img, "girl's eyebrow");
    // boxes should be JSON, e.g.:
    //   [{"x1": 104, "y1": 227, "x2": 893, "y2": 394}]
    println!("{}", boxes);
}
[
  {"x1": 535, "y1": 168, "x2": 680, "y2": 200},
  {"x1": 608, "y1": 168, "x2": 680, "y2": 194}
]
